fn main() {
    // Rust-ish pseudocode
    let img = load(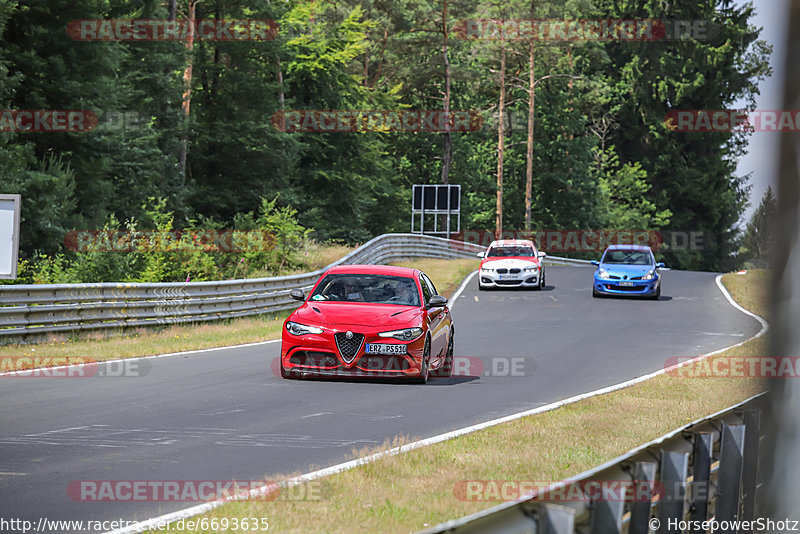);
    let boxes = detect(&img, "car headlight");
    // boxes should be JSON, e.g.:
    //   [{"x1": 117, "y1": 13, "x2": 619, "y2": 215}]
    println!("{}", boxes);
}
[
  {"x1": 480, "y1": 267, "x2": 494, "y2": 273},
  {"x1": 642, "y1": 270, "x2": 656, "y2": 280},
  {"x1": 523, "y1": 265, "x2": 539, "y2": 272},
  {"x1": 597, "y1": 268, "x2": 610, "y2": 279},
  {"x1": 378, "y1": 327, "x2": 423, "y2": 341},
  {"x1": 285, "y1": 322, "x2": 323, "y2": 336}
]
